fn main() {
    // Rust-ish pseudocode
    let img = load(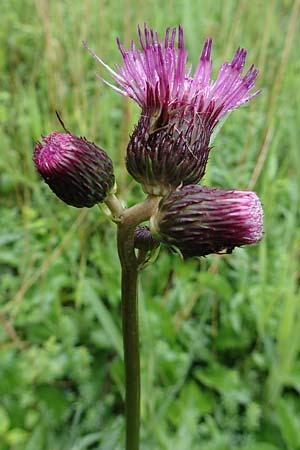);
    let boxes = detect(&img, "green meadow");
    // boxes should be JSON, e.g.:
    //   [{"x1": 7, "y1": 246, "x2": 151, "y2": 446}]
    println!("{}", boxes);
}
[{"x1": 1, "y1": 0, "x2": 300, "y2": 448}]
